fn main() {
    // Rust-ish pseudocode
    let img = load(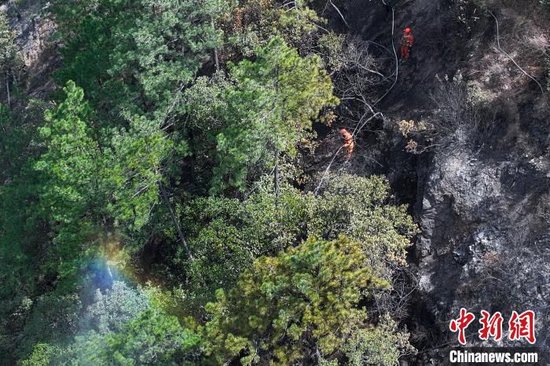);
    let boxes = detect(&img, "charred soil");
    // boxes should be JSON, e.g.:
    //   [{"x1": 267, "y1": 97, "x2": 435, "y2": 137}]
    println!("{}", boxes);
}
[{"x1": 323, "y1": 0, "x2": 550, "y2": 363}]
